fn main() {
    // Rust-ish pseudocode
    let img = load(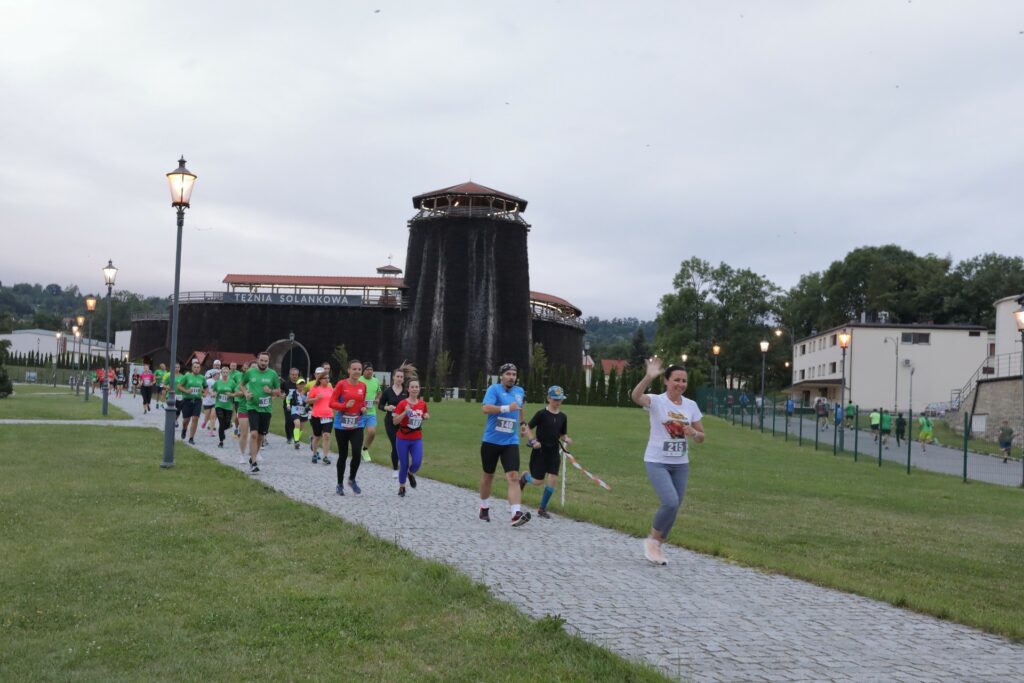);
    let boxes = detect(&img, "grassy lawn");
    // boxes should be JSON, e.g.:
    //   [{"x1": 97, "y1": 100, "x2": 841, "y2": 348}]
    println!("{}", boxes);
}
[
  {"x1": 0, "y1": 383, "x2": 130, "y2": 420},
  {"x1": 0, "y1": 425, "x2": 663, "y2": 682},
  {"x1": 274, "y1": 400, "x2": 1024, "y2": 642}
]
